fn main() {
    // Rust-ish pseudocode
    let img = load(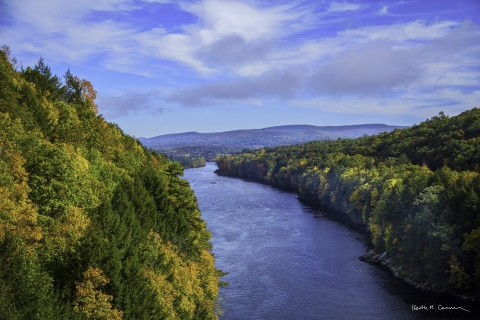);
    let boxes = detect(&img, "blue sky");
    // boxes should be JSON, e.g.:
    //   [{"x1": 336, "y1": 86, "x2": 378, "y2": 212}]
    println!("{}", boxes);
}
[{"x1": 1, "y1": 0, "x2": 480, "y2": 137}]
